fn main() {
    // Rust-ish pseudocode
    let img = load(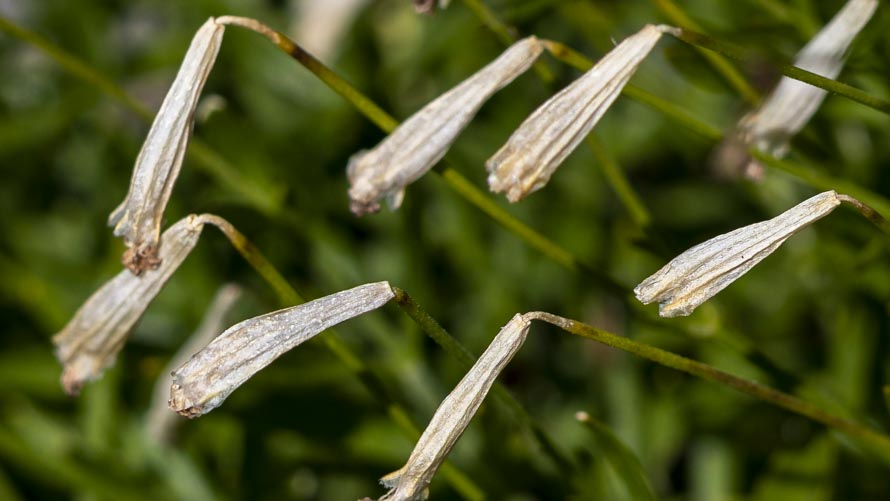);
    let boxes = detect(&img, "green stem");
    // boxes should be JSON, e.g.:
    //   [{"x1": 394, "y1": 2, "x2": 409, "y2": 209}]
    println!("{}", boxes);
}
[
  {"x1": 527, "y1": 312, "x2": 890, "y2": 459},
  {"x1": 0, "y1": 16, "x2": 282, "y2": 216},
  {"x1": 574, "y1": 412, "x2": 657, "y2": 501},
  {"x1": 651, "y1": 0, "x2": 760, "y2": 104},
  {"x1": 195, "y1": 214, "x2": 484, "y2": 500},
  {"x1": 460, "y1": 0, "x2": 516, "y2": 46},
  {"x1": 585, "y1": 135, "x2": 651, "y2": 227},
  {"x1": 391, "y1": 288, "x2": 576, "y2": 473},
  {"x1": 459, "y1": 0, "x2": 554, "y2": 81},
  {"x1": 622, "y1": 84, "x2": 723, "y2": 140},
  {"x1": 749, "y1": 150, "x2": 890, "y2": 217},
  {"x1": 672, "y1": 28, "x2": 890, "y2": 115}
]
